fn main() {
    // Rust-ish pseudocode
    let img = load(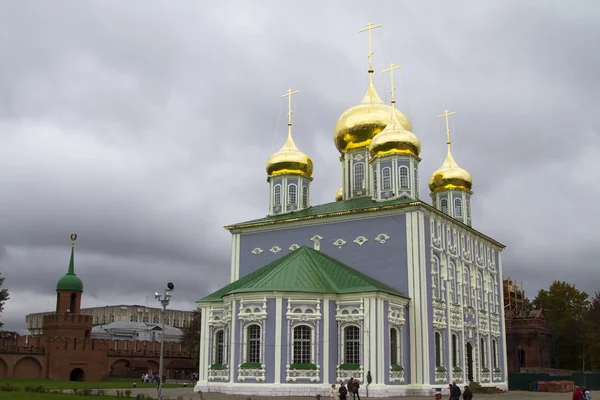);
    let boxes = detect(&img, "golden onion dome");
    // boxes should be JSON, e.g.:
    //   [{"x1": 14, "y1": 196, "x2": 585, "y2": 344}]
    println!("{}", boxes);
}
[
  {"x1": 428, "y1": 150, "x2": 472, "y2": 193},
  {"x1": 335, "y1": 187, "x2": 343, "y2": 201},
  {"x1": 369, "y1": 115, "x2": 421, "y2": 158},
  {"x1": 266, "y1": 131, "x2": 313, "y2": 178},
  {"x1": 334, "y1": 81, "x2": 412, "y2": 153}
]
